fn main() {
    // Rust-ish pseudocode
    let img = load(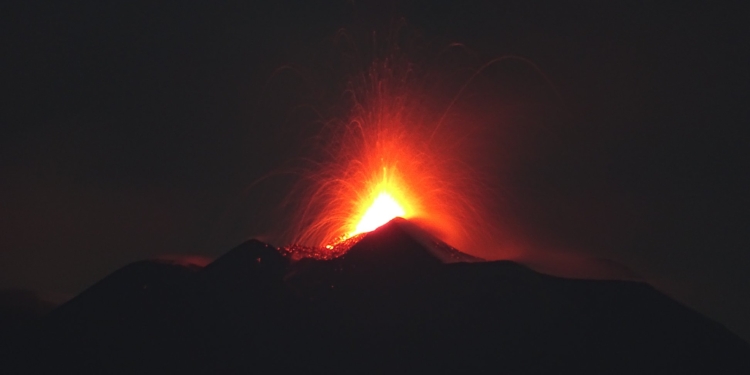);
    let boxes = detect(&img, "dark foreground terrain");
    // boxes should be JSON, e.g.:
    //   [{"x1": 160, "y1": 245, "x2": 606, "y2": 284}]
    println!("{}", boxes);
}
[{"x1": 4, "y1": 219, "x2": 749, "y2": 374}]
